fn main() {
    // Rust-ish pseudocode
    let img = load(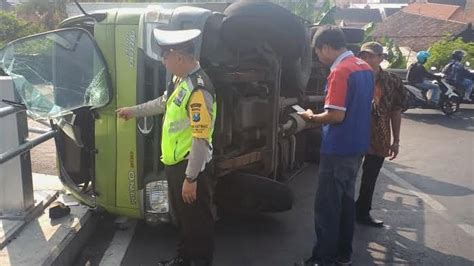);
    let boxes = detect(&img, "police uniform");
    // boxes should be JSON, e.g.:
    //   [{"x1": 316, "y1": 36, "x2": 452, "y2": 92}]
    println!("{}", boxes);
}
[{"x1": 131, "y1": 29, "x2": 216, "y2": 266}]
